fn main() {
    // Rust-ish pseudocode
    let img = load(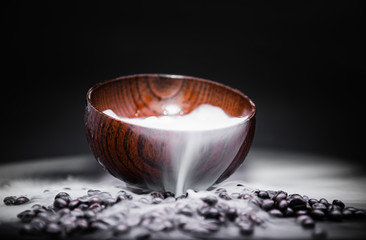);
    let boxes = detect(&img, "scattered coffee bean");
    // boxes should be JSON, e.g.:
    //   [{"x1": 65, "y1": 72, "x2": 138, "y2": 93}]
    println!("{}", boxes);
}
[
  {"x1": 14, "y1": 196, "x2": 30, "y2": 205},
  {"x1": 319, "y1": 198, "x2": 329, "y2": 206},
  {"x1": 218, "y1": 191, "x2": 232, "y2": 200},
  {"x1": 226, "y1": 207, "x2": 238, "y2": 221},
  {"x1": 55, "y1": 192, "x2": 71, "y2": 203},
  {"x1": 302, "y1": 218, "x2": 315, "y2": 229},
  {"x1": 284, "y1": 207, "x2": 295, "y2": 217},
  {"x1": 150, "y1": 191, "x2": 164, "y2": 199},
  {"x1": 273, "y1": 191, "x2": 287, "y2": 202},
  {"x1": 45, "y1": 223, "x2": 61, "y2": 235},
  {"x1": 332, "y1": 199, "x2": 345, "y2": 209},
  {"x1": 3, "y1": 196, "x2": 17, "y2": 205},
  {"x1": 261, "y1": 199, "x2": 275, "y2": 211},
  {"x1": 277, "y1": 199, "x2": 288, "y2": 211},
  {"x1": 269, "y1": 209, "x2": 283, "y2": 217},
  {"x1": 312, "y1": 203, "x2": 327, "y2": 212},
  {"x1": 53, "y1": 198, "x2": 68, "y2": 209},
  {"x1": 7, "y1": 185, "x2": 366, "y2": 239},
  {"x1": 296, "y1": 210, "x2": 308, "y2": 216},
  {"x1": 257, "y1": 190, "x2": 269, "y2": 199},
  {"x1": 327, "y1": 210, "x2": 343, "y2": 221},
  {"x1": 310, "y1": 209, "x2": 325, "y2": 220},
  {"x1": 163, "y1": 192, "x2": 175, "y2": 198},
  {"x1": 201, "y1": 195, "x2": 218, "y2": 206},
  {"x1": 288, "y1": 197, "x2": 307, "y2": 211},
  {"x1": 308, "y1": 198, "x2": 318, "y2": 206}
]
